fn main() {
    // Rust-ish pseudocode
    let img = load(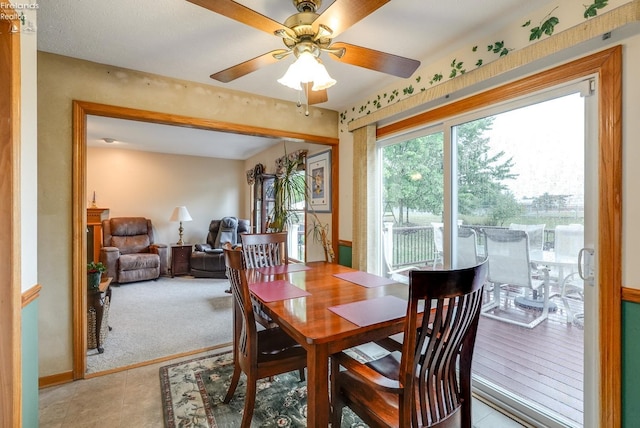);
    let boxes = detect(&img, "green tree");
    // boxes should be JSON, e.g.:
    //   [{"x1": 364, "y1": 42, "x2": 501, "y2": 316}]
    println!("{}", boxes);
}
[
  {"x1": 457, "y1": 117, "x2": 518, "y2": 215},
  {"x1": 489, "y1": 191, "x2": 523, "y2": 225},
  {"x1": 382, "y1": 117, "x2": 518, "y2": 224},
  {"x1": 382, "y1": 133, "x2": 443, "y2": 224}
]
